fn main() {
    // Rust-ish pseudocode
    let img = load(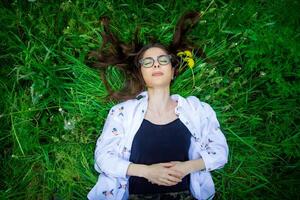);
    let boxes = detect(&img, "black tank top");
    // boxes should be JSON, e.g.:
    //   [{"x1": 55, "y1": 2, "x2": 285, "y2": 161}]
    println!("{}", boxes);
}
[{"x1": 129, "y1": 118, "x2": 192, "y2": 194}]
